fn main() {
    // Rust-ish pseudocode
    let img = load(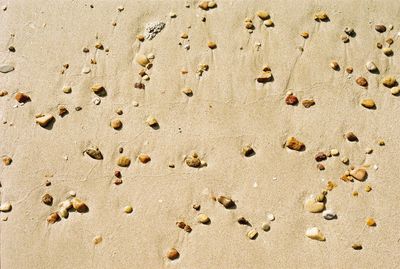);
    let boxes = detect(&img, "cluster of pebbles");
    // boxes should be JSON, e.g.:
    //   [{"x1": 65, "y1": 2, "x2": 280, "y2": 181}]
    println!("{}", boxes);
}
[{"x1": 0, "y1": 2, "x2": 397, "y2": 264}]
